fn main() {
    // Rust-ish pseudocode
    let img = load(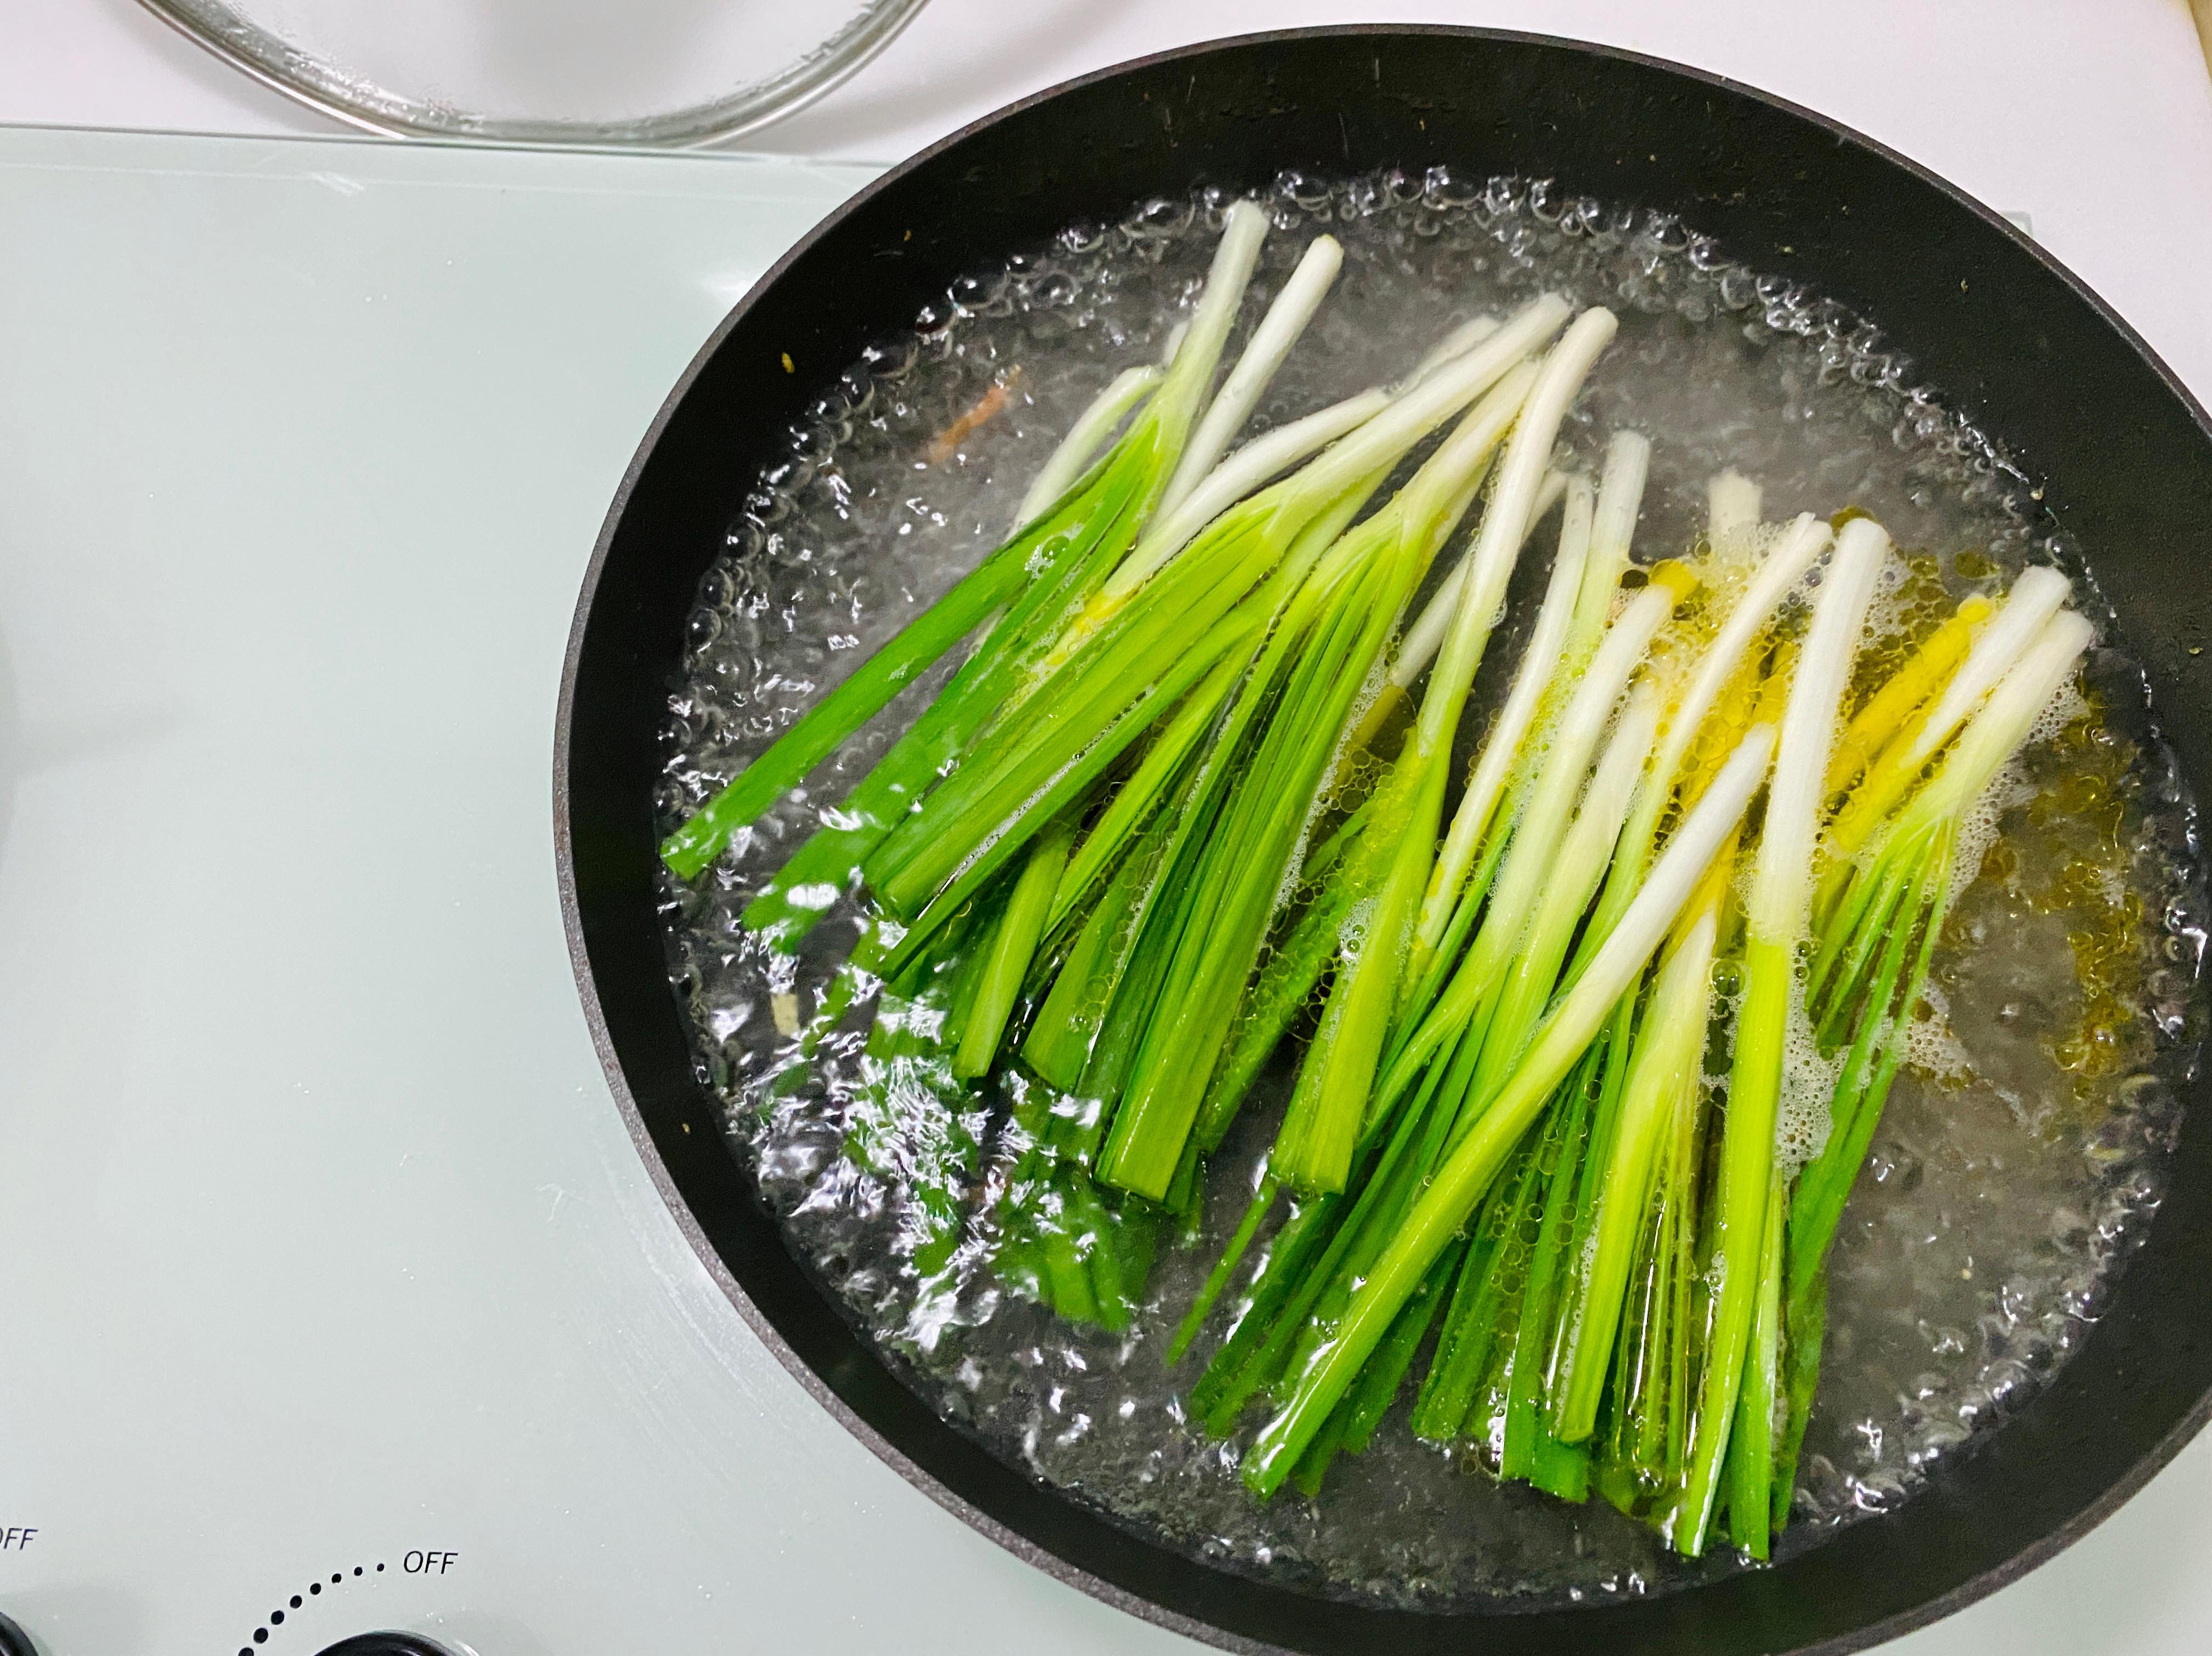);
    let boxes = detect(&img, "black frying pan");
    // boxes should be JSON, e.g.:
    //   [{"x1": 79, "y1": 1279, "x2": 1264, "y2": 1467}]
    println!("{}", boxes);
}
[{"x1": 556, "y1": 26, "x2": 2212, "y2": 1655}]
